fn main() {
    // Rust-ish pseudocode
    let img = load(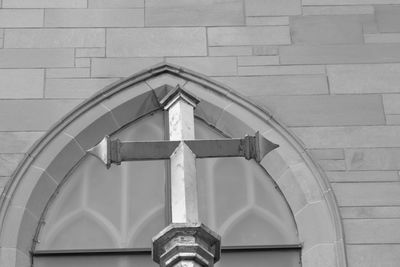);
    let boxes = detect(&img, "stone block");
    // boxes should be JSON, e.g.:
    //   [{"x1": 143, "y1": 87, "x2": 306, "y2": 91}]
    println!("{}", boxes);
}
[
  {"x1": 208, "y1": 26, "x2": 290, "y2": 46},
  {"x1": 326, "y1": 171, "x2": 399, "y2": 182},
  {"x1": 0, "y1": 69, "x2": 44, "y2": 98},
  {"x1": 166, "y1": 57, "x2": 237, "y2": 76},
  {"x1": 74, "y1": 58, "x2": 90, "y2": 68},
  {"x1": 346, "y1": 148, "x2": 400, "y2": 170},
  {"x1": 209, "y1": 46, "x2": 252, "y2": 56},
  {"x1": 290, "y1": 15, "x2": 364, "y2": 44},
  {"x1": 302, "y1": 244, "x2": 336, "y2": 267},
  {"x1": 107, "y1": 28, "x2": 207, "y2": 57},
  {"x1": 0, "y1": 248, "x2": 30, "y2": 267},
  {"x1": 0, "y1": 49, "x2": 74, "y2": 68},
  {"x1": 333, "y1": 183, "x2": 400, "y2": 206},
  {"x1": 46, "y1": 68, "x2": 90, "y2": 78},
  {"x1": 45, "y1": 78, "x2": 118, "y2": 98},
  {"x1": 250, "y1": 95, "x2": 384, "y2": 127},
  {"x1": 0, "y1": 100, "x2": 81, "y2": 131},
  {"x1": 303, "y1": 0, "x2": 400, "y2": 4},
  {"x1": 146, "y1": 74, "x2": 186, "y2": 90},
  {"x1": 5, "y1": 29, "x2": 105, "y2": 48},
  {"x1": 386, "y1": 115, "x2": 400, "y2": 125},
  {"x1": 238, "y1": 65, "x2": 325, "y2": 75},
  {"x1": 328, "y1": 64, "x2": 400, "y2": 94},
  {"x1": 89, "y1": 0, "x2": 144, "y2": 8},
  {"x1": 145, "y1": 0, "x2": 244, "y2": 26},
  {"x1": 45, "y1": 9, "x2": 144, "y2": 27},
  {"x1": 2, "y1": 0, "x2": 87, "y2": 8},
  {"x1": 295, "y1": 201, "x2": 336, "y2": 249},
  {"x1": 245, "y1": 0, "x2": 301, "y2": 16},
  {"x1": 318, "y1": 160, "x2": 346, "y2": 171},
  {"x1": 341, "y1": 207, "x2": 400, "y2": 219},
  {"x1": 280, "y1": 44, "x2": 400, "y2": 64},
  {"x1": 303, "y1": 6, "x2": 374, "y2": 15},
  {"x1": 376, "y1": 5, "x2": 400, "y2": 33},
  {"x1": 0, "y1": 9, "x2": 43, "y2": 28},
  {"x1": 364, "y1": 33, "x2": 400, "y2": 43},
  {"x1": 214, "y1": 75, "x2": 328, "y2": 95},
  {"x1": 63, "y1": 104, "x2": 120, "y2": 150},
  {"x1": 0, "y1": 132, "x2": 43, "y2": 153},
  {"x1": 246, "y1": 16, "x2": 289, "y2": 26},
  {"x1": 383, "y1": 94, "x2": 400, "y2": 114},
  {"x1": 344, "y1": 219, "x2": 400, "y2": 243},
  {"x1": 237, "y1": 56, "x2": 279, "y2": 66},
  {"x1": 347, "y1": 245, "x2": 400, "y2": 267},
  {"x1": 75, "y1": 48, "x2": 105, "y2": 58},
  {"x1": 0, "y1": 154, "x2": 24, "y2": 176},
  {"x1": 32, "y1": 133, "x2": 85, "y2": 182},
  {"x1": 309, "y1": 149, "x2": 344, "y2": 160},
  {"x1": 252, "y1": 46, "x2": 279, "y2": 56},
  {"x1": 292, "y1": 126, "x2": 400, "y2": 148},
  {"x1": 91, "y1": 58, "x2": 162, "y2": 77}
]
